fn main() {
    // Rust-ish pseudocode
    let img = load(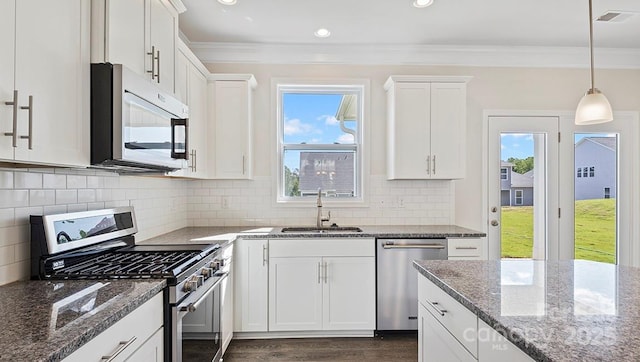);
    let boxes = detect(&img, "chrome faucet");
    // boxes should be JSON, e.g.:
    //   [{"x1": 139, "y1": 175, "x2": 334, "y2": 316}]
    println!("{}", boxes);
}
[{"x1": 316, "y1": 188, "x2": 331, "y2": 228}]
